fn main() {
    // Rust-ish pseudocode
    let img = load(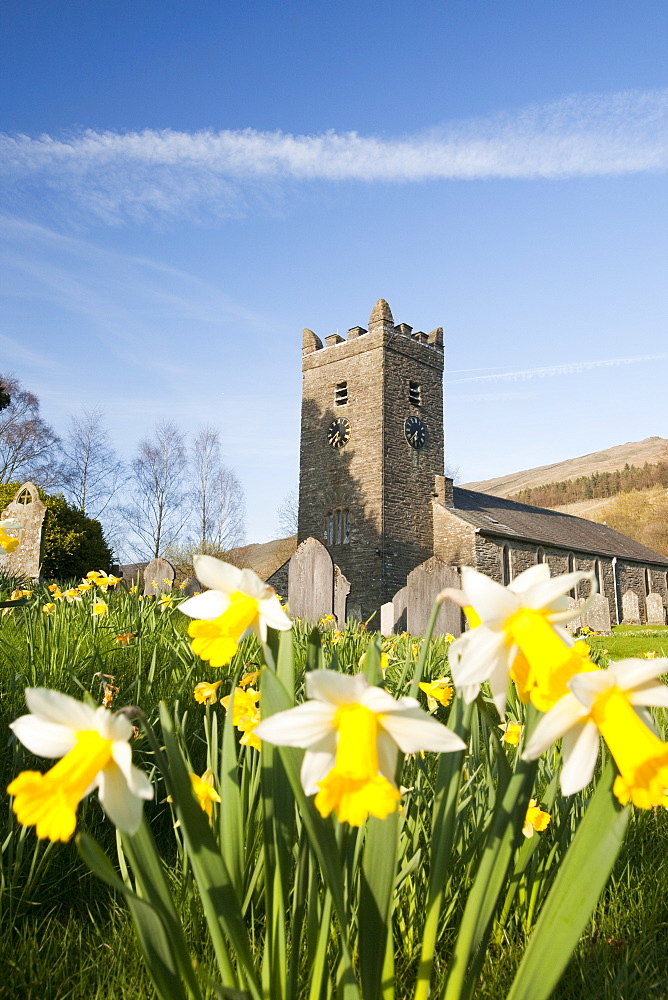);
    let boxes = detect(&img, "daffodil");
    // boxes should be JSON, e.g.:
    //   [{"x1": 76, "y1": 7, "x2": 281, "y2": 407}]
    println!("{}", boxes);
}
[
  {"x1": 189, "y1": 769, "x2": 221, "y2": 820},
  {"x1": 42, "y1": 603, "x2": 56, "y2": 615},
  {"x1": 522, "y1": 799, "x2": 551, "y2": 838},
  {"x1": 445, "y1": 565, "x2": 596, "y2": 715},
  {"x1": 92, "y1": 601, "x2": 108, "y2": 616},
  {"x1": 115, "y1": 632, "x2": 134, "y2": 645},
  {"x1": 7, "y1": 688, "x2": 152, "y2": 841},
  {"x1": 78, "y1": 582, "x2": 93, "y2": 593},
  {"x1": 194, "y1": 680, "x2": 223, "y2": 705},
  {"x1": 522, "y1": 658, "x2": 668, "y2": 808},
  {"x1": 63, "y1": 588, "x2": 82, "y2": 603},
  {"x1": 158, "y1": 594, "x2": 174, "y2": 609},
  {"x1": 221, "y1": 686, "x2": 261, "y2": 750},
  {"x1": 418, "y1": 677, "x2": 454, "y2": 711},
  {"x1": 0, "y1": 518, "x2": 21, "y2": 554},
  {"x1": 255, "y1": 670, "x2": 466, "y2": 826},
  {"x1": 444, "y1": 633, "x2": 455, "y2": 643},
  {"x1": 644, "y1": 651, "x2": 657, "y2": 659},
  {"x1": 499, "y1": 721, "x2": 524, "y2": 746},
  {"x1": 359, "y1": 650, "x2": 391, "y2": 677},
  {"x1": 179, "y1": 555, "x2": 291, "y2": 668}
]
